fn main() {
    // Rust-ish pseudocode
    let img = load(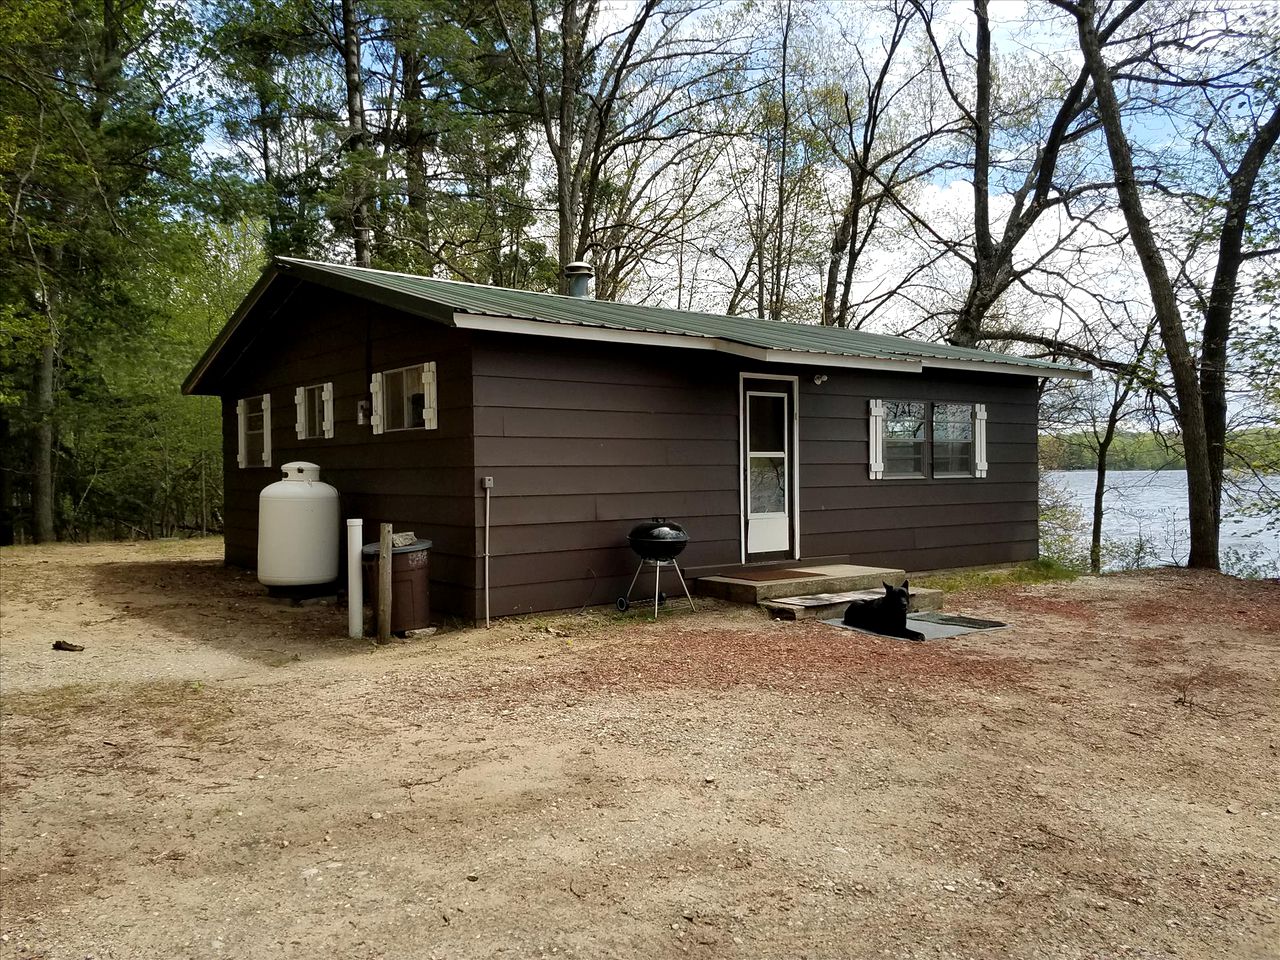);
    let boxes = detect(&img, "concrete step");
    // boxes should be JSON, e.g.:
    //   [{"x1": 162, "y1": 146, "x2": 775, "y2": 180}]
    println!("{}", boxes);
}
[
  {"x1": 694, "y1": 564, "x2": 907, "y2": 604},
  {"x1": 762, "y1": 586, "x2": 944, "y2": 621}
]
